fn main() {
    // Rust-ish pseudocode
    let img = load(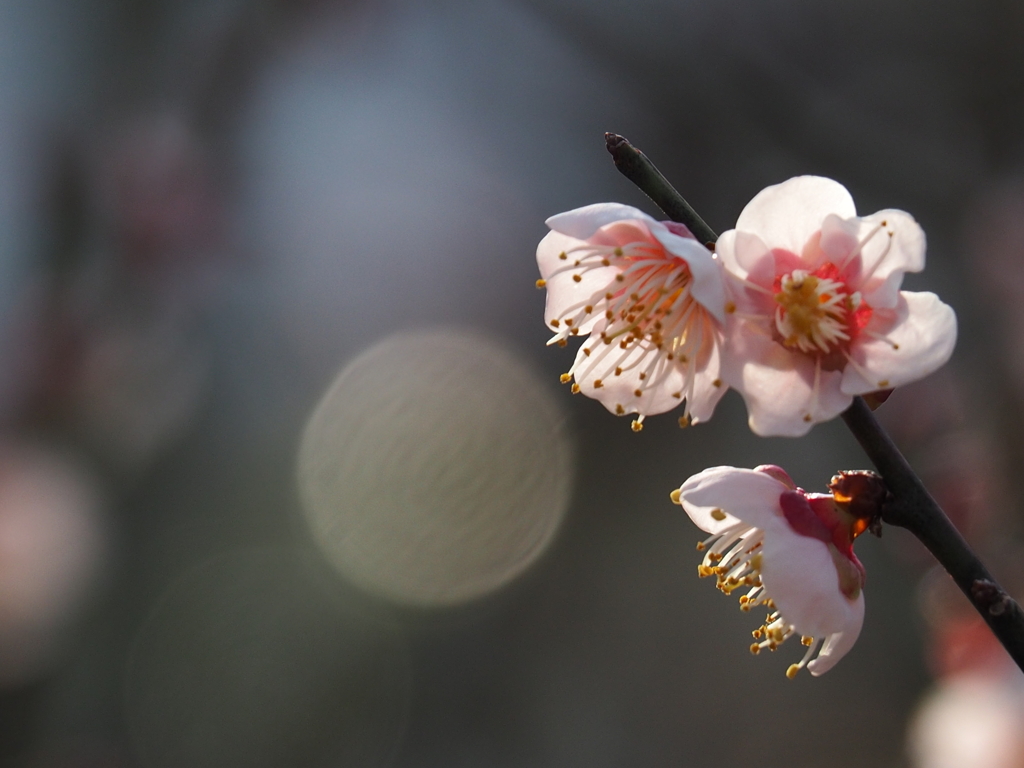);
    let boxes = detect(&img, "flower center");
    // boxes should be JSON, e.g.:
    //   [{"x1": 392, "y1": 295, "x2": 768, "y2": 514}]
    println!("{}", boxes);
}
[{"x1": 774, "y1": 269, "x2": 855, "y2": 355}]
